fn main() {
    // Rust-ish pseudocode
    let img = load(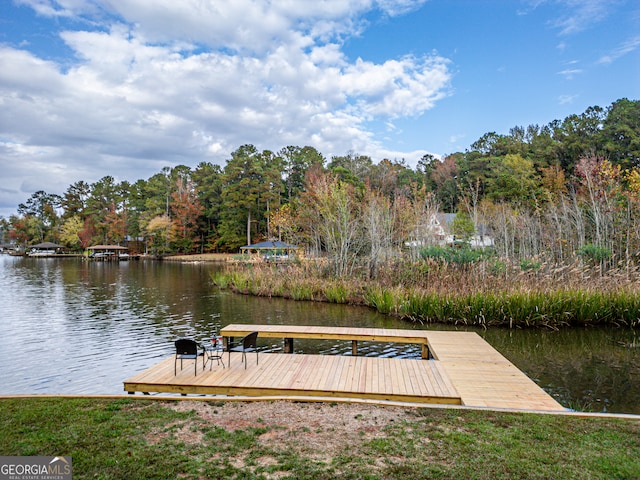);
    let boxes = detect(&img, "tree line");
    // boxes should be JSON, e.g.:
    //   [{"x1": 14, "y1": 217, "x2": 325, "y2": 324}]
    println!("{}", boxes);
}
[{"x1": 2, "y1": 98, "x2": 639, "y2": 273}]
